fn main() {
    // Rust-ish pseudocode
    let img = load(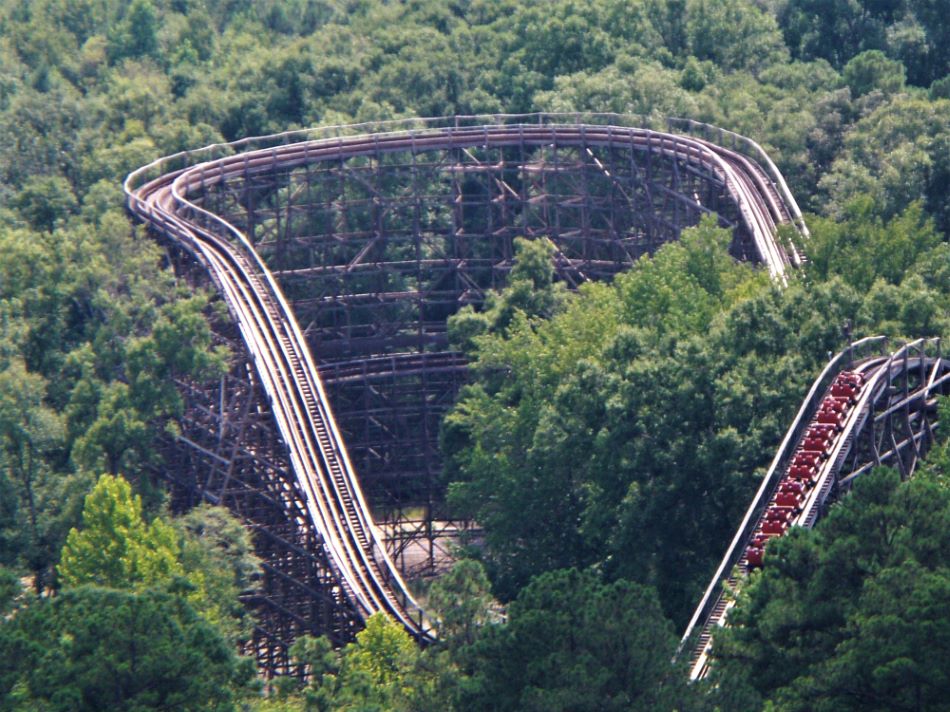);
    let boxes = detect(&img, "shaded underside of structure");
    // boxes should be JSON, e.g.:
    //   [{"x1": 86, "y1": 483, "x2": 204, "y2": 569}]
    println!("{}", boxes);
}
[
  {"x1": 184, "y1": 123, "x2": 788, "y2": 525},
  {"x1": 127, "y1": 116, "x2": 802, "y2": 675}
]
